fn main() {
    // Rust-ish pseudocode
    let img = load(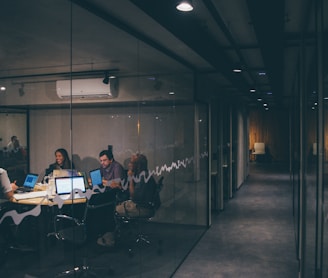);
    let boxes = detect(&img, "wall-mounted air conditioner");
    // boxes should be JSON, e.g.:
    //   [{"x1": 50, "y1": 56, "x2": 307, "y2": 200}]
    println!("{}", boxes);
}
[{"x1": 56, "y1": 78, "x2": 119, "y2": 99}]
